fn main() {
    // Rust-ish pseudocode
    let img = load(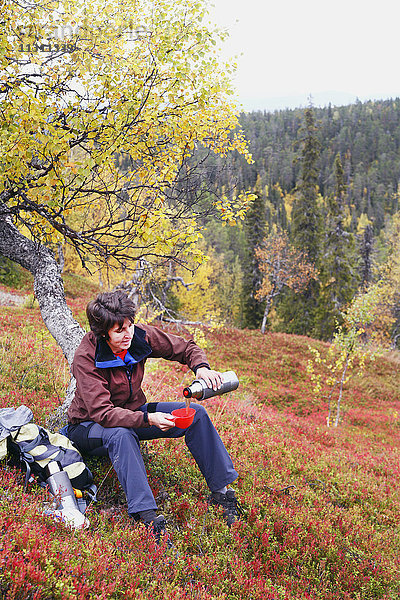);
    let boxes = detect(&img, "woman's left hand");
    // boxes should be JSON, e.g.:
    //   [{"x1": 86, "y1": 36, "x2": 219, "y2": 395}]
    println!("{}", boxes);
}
[
  {"x1": 195, "y1": 367, "x2": 224, "y2": 391},
  {"x1": 148, "y1": 412, "x2": 176, "y2": 431}
]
